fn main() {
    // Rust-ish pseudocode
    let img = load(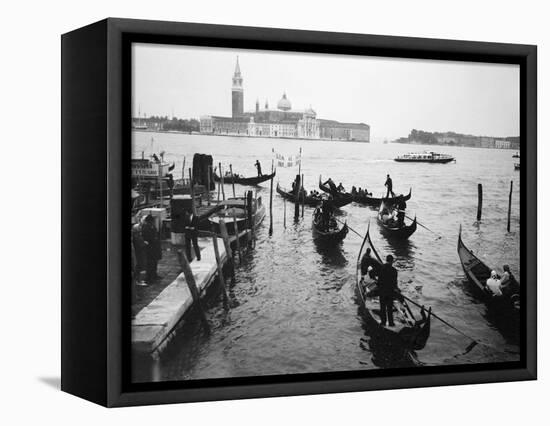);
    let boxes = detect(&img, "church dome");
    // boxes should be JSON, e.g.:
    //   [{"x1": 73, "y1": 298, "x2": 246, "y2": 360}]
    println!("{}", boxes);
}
[
  {"x1": 305, "y1": 106, "x2": 316, "y2": 116},
  {"x1": 277, "y1": 93, "x2": 292, "y2": 111}
]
